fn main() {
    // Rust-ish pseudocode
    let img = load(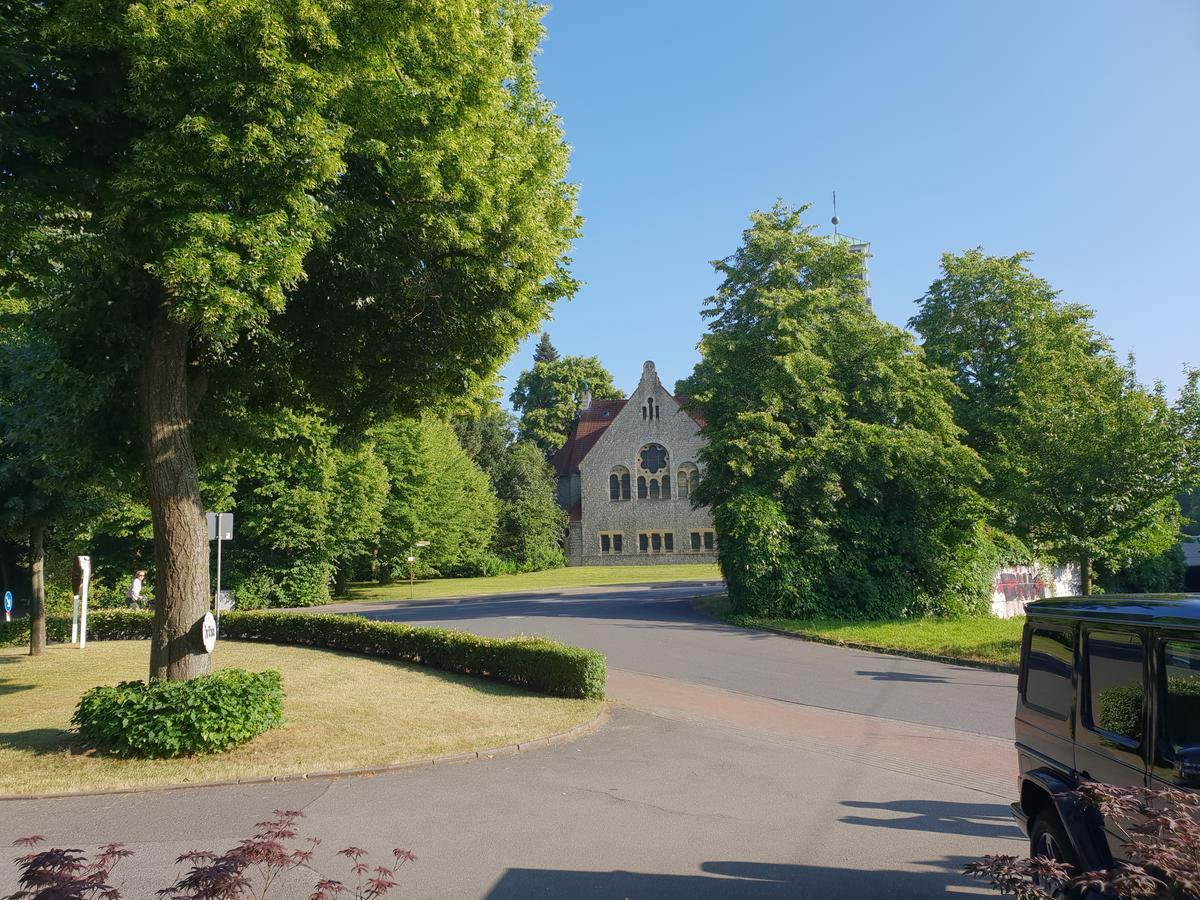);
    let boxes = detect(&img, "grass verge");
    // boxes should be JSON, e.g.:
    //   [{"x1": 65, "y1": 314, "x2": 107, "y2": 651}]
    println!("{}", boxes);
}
[
  {"x1": 341, "y1": 563, "x2": 722, "y2": 604},
  {"x1": 694, "y1": 593, "x2": 1023, "y2": 670},
  {"x1": 0, "y1": 640, "x2": 600, "y2": 796}
]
